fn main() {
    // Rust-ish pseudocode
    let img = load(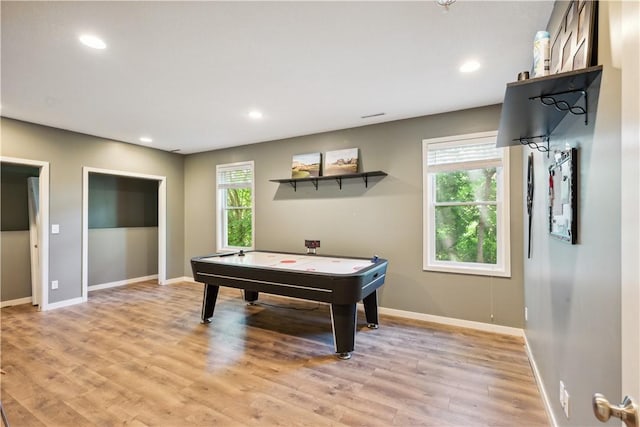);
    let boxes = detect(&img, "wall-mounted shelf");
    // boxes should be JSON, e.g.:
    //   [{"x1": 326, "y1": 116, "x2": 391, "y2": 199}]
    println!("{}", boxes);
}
[
  {"x1": 270, "y1": 171, "x2": 387, "y2": 191},
  {"x1": 496, "y1": 65, "x2": 603, "y2": 153}
]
